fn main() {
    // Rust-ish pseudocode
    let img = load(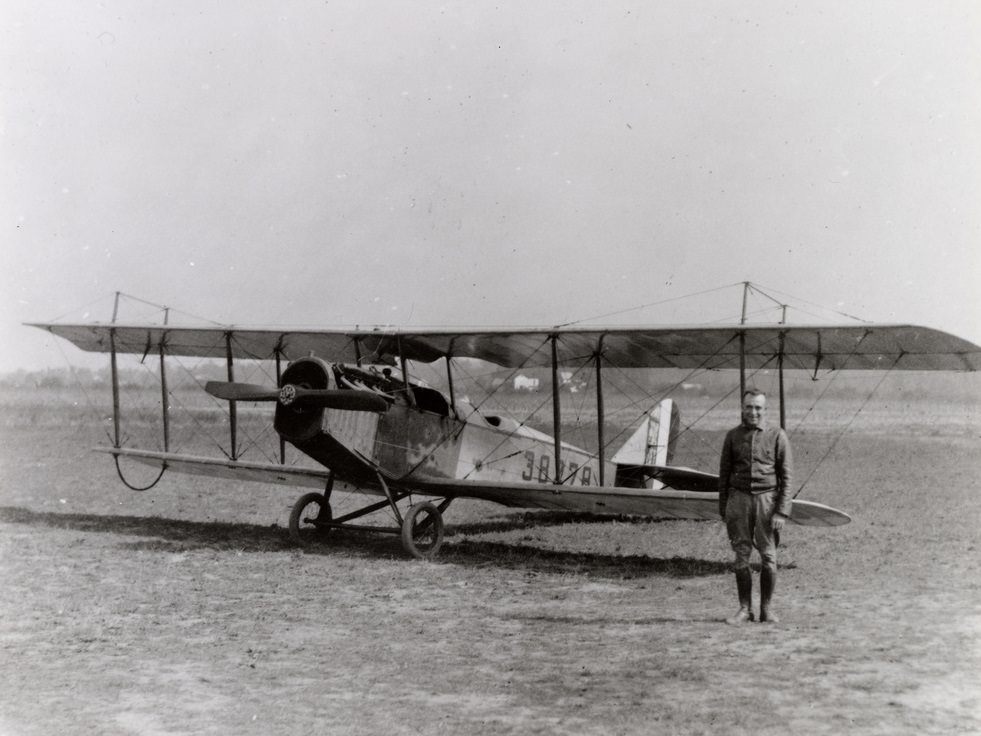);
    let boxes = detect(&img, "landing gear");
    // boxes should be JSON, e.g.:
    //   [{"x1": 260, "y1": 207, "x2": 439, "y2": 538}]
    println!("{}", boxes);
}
[
  {"x1": 400, "y1": 502, "x2": 445, "y2": 560},
  {"x1": 287, "y1": 471, "x2": 450, "y2": 558},
  {"x1": 288, "y1": 492, "x2": 332, "y2": 546}
]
